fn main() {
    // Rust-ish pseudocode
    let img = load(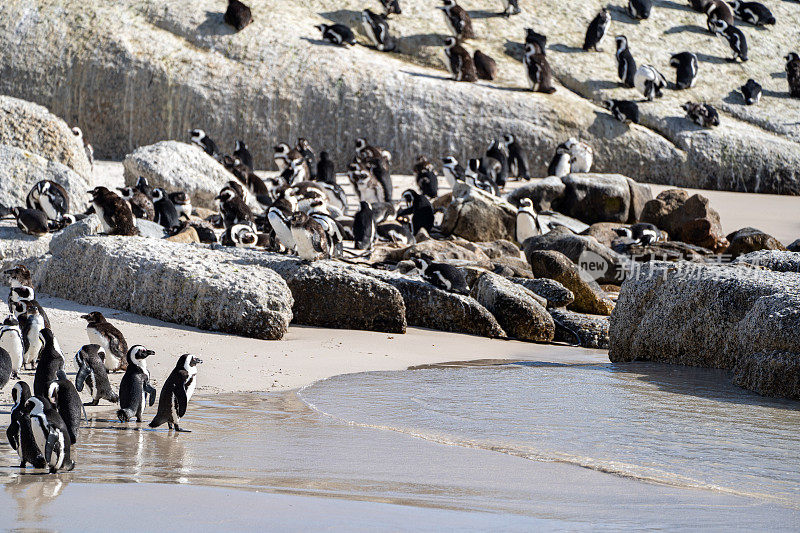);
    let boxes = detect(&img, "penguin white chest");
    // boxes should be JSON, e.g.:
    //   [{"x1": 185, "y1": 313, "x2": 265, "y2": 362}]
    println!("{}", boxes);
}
[
  {"x1": 291, "y1": 227, "x2": 318, "y2": 261},
  {"x1": 0, "y1": 328, "x2": 24, "y2": 372},
  {"x1": 516, "y1": 212, "x2": 540, "y2": 243},
  {"x1": 93, "y1": 203, "x2": 113, "y2": 233},
  {"x1": 40, "y1": 196, "x2": 57, "y2": 220}
]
